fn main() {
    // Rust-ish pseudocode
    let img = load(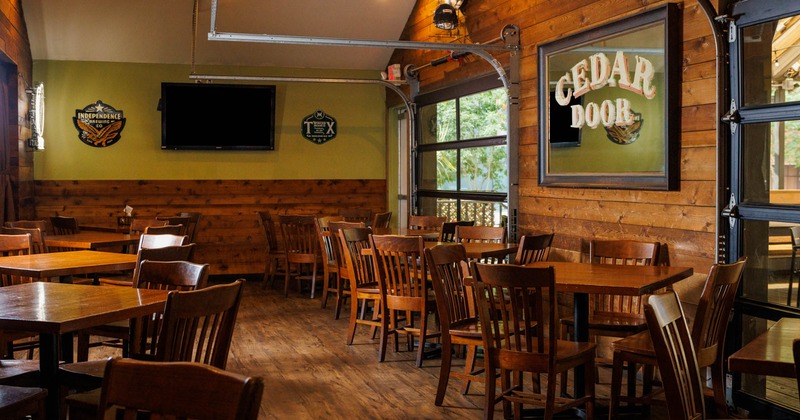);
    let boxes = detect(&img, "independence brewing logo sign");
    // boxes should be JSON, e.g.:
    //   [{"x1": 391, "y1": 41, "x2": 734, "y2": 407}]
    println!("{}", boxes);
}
[
  {"x1": 73, "y1": 100, "x2": 126, "y2": 147},
  {"x1": 301, "y1": 110, "x2": 337, "y2": 144}
]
